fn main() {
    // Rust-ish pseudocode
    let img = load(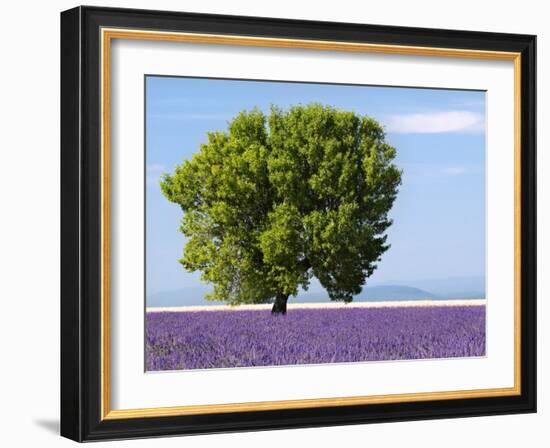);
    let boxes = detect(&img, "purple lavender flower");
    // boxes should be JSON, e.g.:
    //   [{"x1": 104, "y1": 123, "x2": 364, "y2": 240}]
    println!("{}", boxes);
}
[{"x1": 145, "y1": 306, "x2": 485, "y2": 371}]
